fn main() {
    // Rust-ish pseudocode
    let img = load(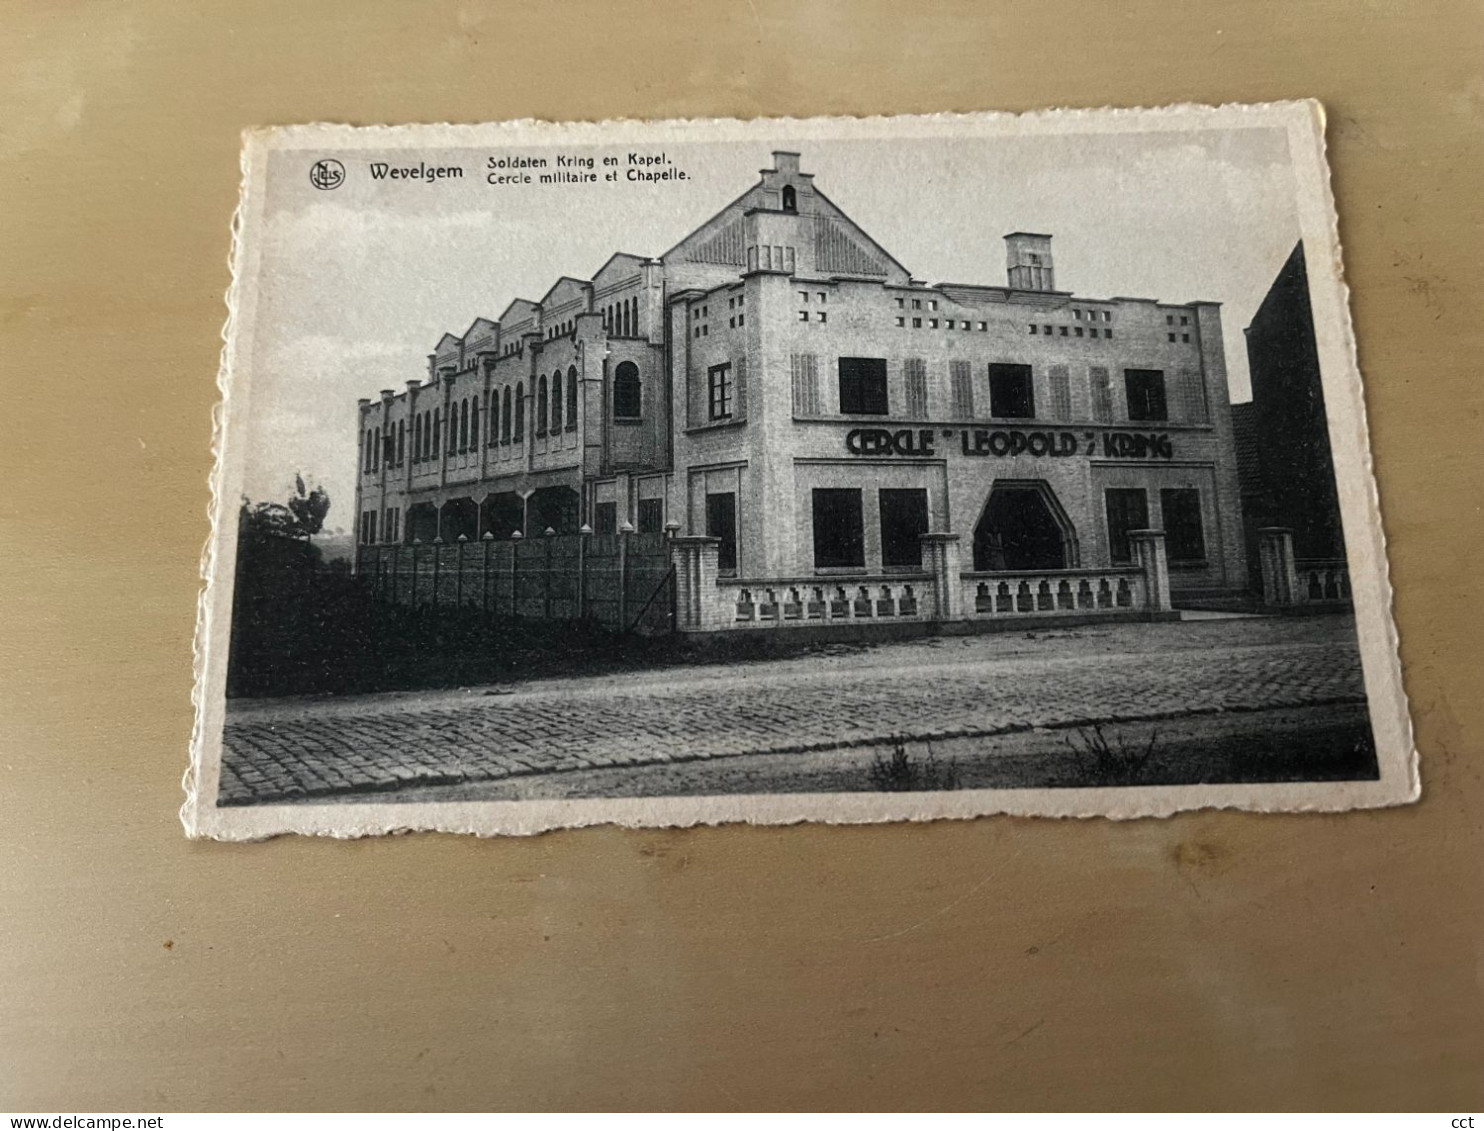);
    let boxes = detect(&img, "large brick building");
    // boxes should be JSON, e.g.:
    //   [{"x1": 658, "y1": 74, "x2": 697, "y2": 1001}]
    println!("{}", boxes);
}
[{"x1": 353, "y1": 150, "x2": 1247, "y2": 622}]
